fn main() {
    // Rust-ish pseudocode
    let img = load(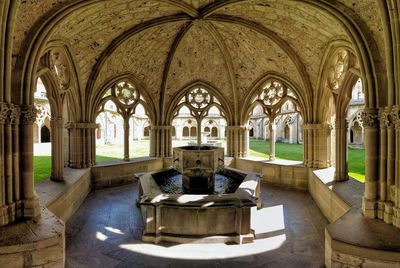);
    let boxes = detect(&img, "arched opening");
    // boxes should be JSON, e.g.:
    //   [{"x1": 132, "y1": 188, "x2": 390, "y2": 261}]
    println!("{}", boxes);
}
[
  {"x1": 183, "y1": 127, "x2": 189, "y2": 137},
  {"x1": 143, "y1": 127, "x2": 150, "y2": 137},
  {"x1": 40, "y1": 126, "x2": 50, "y2": 143},
  {"x1": 33, "y1": 77, "x2": 52, "y2": 182},
  {"x1": 190, "y1": 127, "x2": 197, "y2": 137},
  {"x1": 170, "y1": 86, "x2": 228, "y2": 151},
  {"x1": 95, "y1": 80, "x2": 150, "y2": 162},
  {"x1": 211, "y1": 127, "x2": 218, "y2": 137},
  {"x1": 284, "y1": 125, "x2": 290, "y2": 140},
  {"x1": 346, "y1": 79, "x2": 365, "y2": 181},
  {"x1": 247, "y1": 79, "x2": 303, "y2": 161}
]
